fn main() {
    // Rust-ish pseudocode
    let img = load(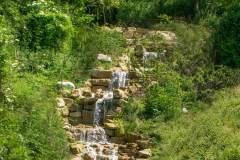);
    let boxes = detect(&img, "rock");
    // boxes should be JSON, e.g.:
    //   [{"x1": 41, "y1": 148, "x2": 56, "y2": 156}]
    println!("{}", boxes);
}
[
  {"x1": 77, "y1": 97, "x2": 97, "y2": 105},
  {"x1": 62, "y1": 90, "x2": 71, "y2": 98},
  {"x1": 63, "y1": 123, "x2": 71, "y2": 131},
  {"x1": 105, "y1": 129, "x2": 115, "y2": 137},
  {"x1": 136, "y1": 140, "x2": 150, "y2": 149},
  {"x1": 56, "y1": 97, "x2": 65, "y2": 108},
  {"x1": 104, "y1": 122, "x2": 118, "y2": 130},
  {"x1": 97, "y1": 54, "x2": 112, "y2": 62},
  {"x1": 113, "y1": 89, "x2": 127, "y2": 99},
  {"x1": 182, "y1": 107, "x2": 188, "y2": 113},
  {"x1": 143, "y1": 51, "x2": 158, "y2": 62},
  {"x1": 95, "y1": 89, "x2": 103, "y2": 98},
  {"x1": 61, "y1": 107, "x2": 69, "y2": 117},
  {"x1": 103, "y1": 148, "x2": 110, "y2": 155},
  {"x1": 90, "y1": 79, "x2": 111, "y2": 87},
  {"x1": 91, "y1": 69, "x2": 112, "y2": 79},
  {"x1": 111, "y1": 137, "x2": 125, "y2": 144},
  {"x1": 82, "y1": 110, "x2": 94, "y2": 124},
  {"x1": 126, "y1": 133, "x2": 142, "y2": 143},
  {"x1": 118, "y1": 155, "x2": 131, "y2": 160},
  {"x1": 83, "y1": 153, "x2": 94, "y2": 160},
  {"x1": 91, "y1": 86, "x2": 108, "y2": 92},
  {"x1": 138, "y1": 149, "x2": 151, "y2": 158},
  {"x1": 69, "y1": 112, "x2": 81, "y2": 118},
  {"x1": 63, "y1": 98, "x2": 74, "y2": 107},
  {"x1": 71, "y1": 157, "x2": 81, "y2": 160},
  {"x1": 123, "y1": 27, "x2": 137, "y2": 39},
  {"x1": 57, "y1": 81, "x2": 75, "y2": 89},
  {"x1": 70, "y1": 143, "x2": 84, "y2": 154},
  {"x1": 128, "y1": 71, "x2": 139, "y2": 79},
  {"x1": 134, "y1": 44, "x2": 144, "y2": 58},
  {"x1": 82, "y1": 90, "x2": 93, "y2": 97},
  {"x1": 127, "y1": 143, "x2": 138, "y2": 149},
  {"x1": 71, "y1": 89, "x2": 82, "y2": 98},
  {"x1": 128, "y1": 85, "x2": 138, "y2": 94},
  {"x1": 67, "y1": 132, "x2": 75, "y2": 143},
  {"x1": 156, "y1": 31, "x2": 177, "y2": 41}
]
